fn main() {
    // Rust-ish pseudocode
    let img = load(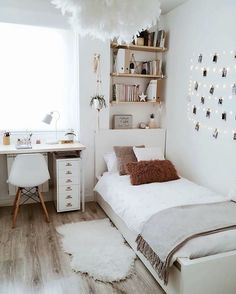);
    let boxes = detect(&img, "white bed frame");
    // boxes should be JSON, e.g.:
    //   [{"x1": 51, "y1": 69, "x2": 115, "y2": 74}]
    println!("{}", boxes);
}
[{"x1": 95, "y1": 129, "x2": 236, "y2": 294}]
